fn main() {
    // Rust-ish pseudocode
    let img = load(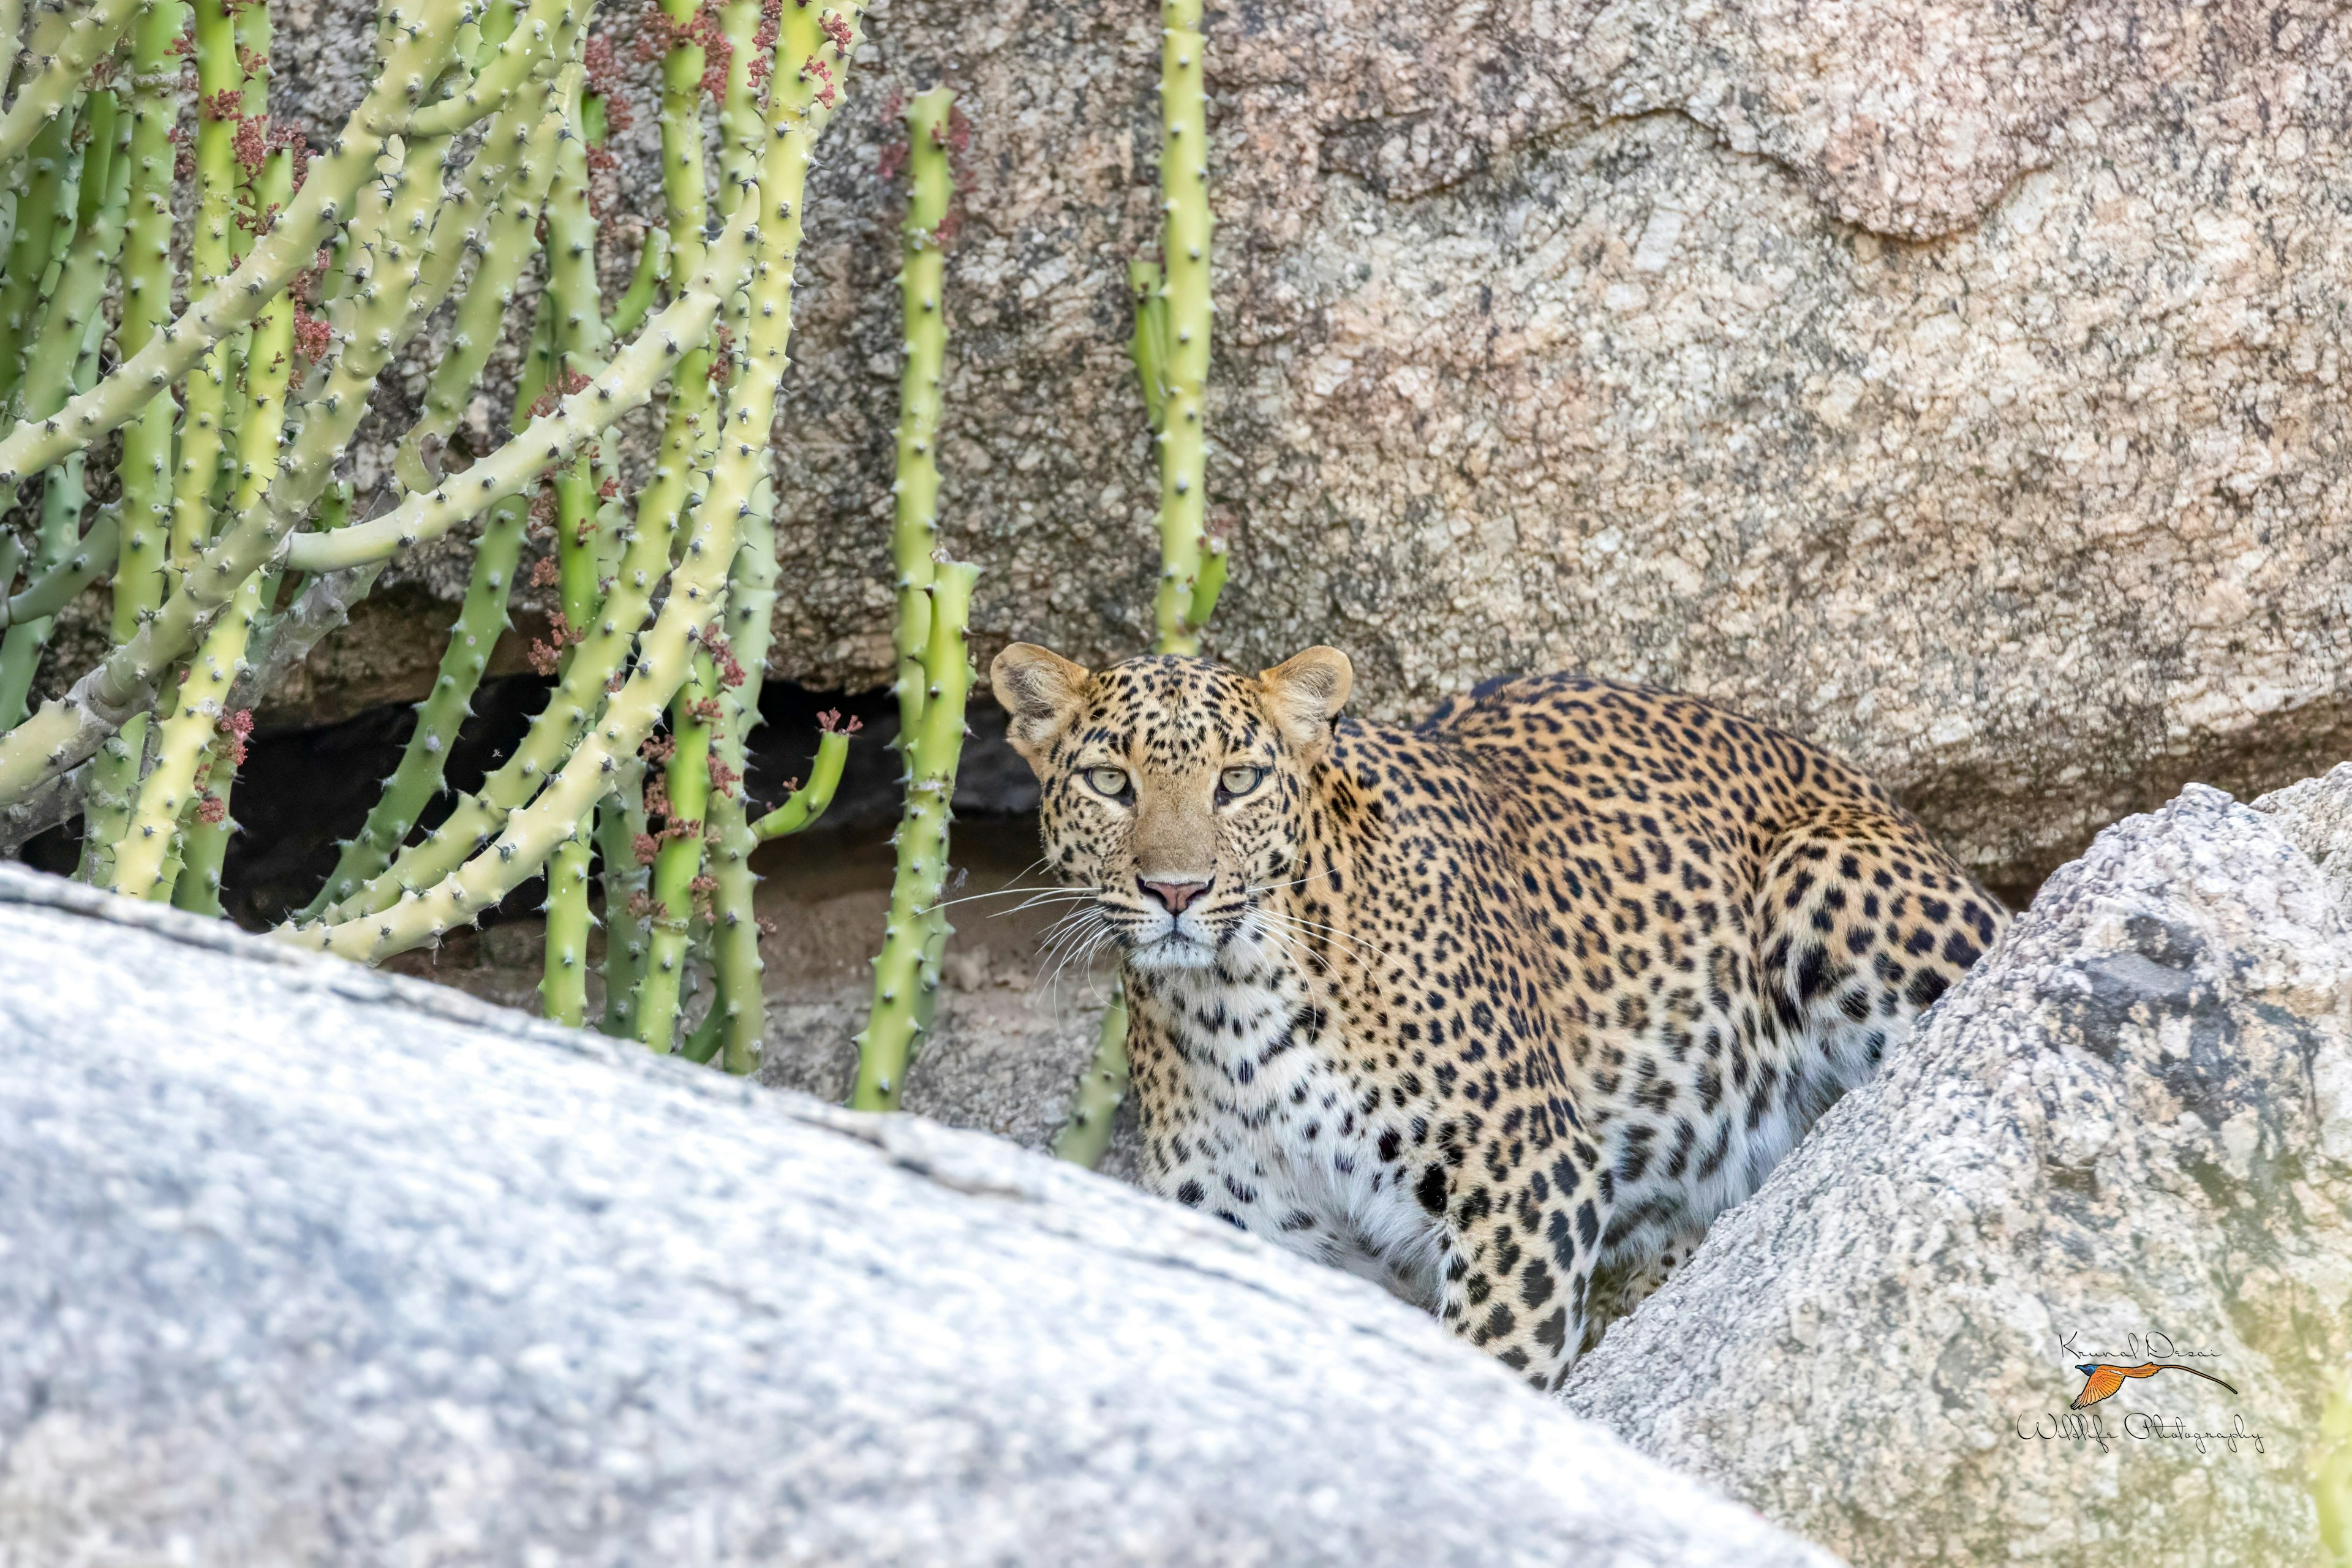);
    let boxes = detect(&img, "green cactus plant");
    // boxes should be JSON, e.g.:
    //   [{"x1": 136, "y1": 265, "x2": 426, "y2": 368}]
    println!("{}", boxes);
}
[
  {"x1": 0, "y1": 83, "x2": 126, "y2": 732},
  {"x1": 311, "y1": 383, "x2": 701, "y2": 922},
  {"x1": 540, "y1": 817, "x2": 597, "y2": 1021},
  {"x1": 1051, "y1": 989, "x2": 1131, "y2": 1164},
  {"x1": 77, "y1": 0, "x2": 189, "y2": 885},
  {"x1": 1057, "y1": 0, "x2": 1223, "y2": 1168},
  {"x1": 625, "y1": 0, "x2": 871, "y2": 1051},
  {"x1": 749, "y1": 726, "x2": 850, "y2": 841},
  {"x1": 0, "y1": 0, "x2": 1027, "y2": 1123},
  {"x1": 0, "y1": 112, "x2": 77, "y2": 418},
  {"x1": 839, "y1": 83, "x2": 967, "y2": 1106},
  {"x1": 282, "y1": 0, "x2": 872, "y2": 965},
  {"x1": 0, "y1": 0, "x2": 141, "y2": 166},
  {"x1": 890, "y1": 87, "x2": 952, "y2": 766},
  {"x1": 166, "y1": 0, "x2": 244, "y2": 570},
  {"x1": 306, "y1": 499, "x2": 531, "y2": 914},
  {"x1": 0, "y1": 12, "x2": 470, "y2": 813},
  {"x1": 0, "y1": 4, "x2": 464, "y2": 505},
  {"x1": 535, "y1": 145, "x2": 614, "y2": 1028},
  {"x1": 284, "y1": 463, "x2": 739, "y2": 961},
  {"x1": 631, "y1": 647, "x2": 718, "y2": 1049},
  {"x1": 851, "y1": 561, "x2": 976, "y2": 1110},
  {"x1": 408, "y1": 0, "x2": 575, "y2": 136},
  {"x1": 106, "y1": 113, "x2": 479, "y2": 900},
  {"x1": 303, "y1": 38, "x2": 736, "y2": 932},
  {"x1": 0, "y1": 507, "x2": 118, "y2": 631},
  {"x1": 281, "y1": 265, "x2": 732, "y2": 573},
  {"x1": 0, "y1": 378, "x2": 104, "y2": 728},
  {"x1": 596, "y1": 753, "x2": 653, "y2": 1035},
  {"x1": 172, "y1": 9, "x2": 309, "y2": 913},
  {"x1": 693, "y1": 525, "x2": 778, "y2": 1070},
  {"x1": 391, "y1": 85, "x2": 570, "y2": 491},
  {"x1": 1149, "y1": 0, "x2": 1212, "y2": 657},
  {"x1": 0, "y1": 0, "x2": 28, "y2": 103},
  {"x1": 605, "y1": 225, "x2": 667, "y2": 338}
]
